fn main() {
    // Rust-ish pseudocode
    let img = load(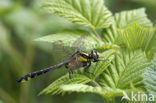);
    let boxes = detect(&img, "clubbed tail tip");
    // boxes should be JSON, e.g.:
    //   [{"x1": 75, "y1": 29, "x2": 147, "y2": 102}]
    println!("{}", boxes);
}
[
  {"x1": 17, "y1": 78, "x2": 22, "y2": 83},
  {"x1": 16, "y1": 69, "x2": 51, "y2": 83},
  {"x1": 16, "y1": 75, "x2": 31, "y2": 83}
]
